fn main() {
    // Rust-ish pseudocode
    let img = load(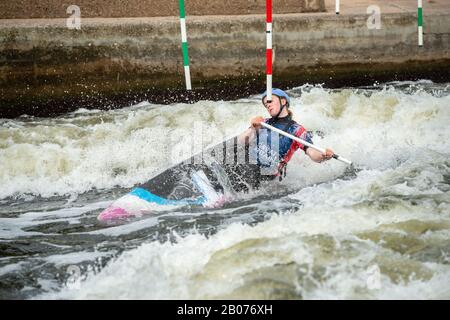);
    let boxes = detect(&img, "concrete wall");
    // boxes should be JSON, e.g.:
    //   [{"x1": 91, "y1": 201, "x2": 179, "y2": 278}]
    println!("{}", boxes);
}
[
  {"x1": 0, "y1": 0, "x2": 325, "y2": 19},
  {"x1": 0, "y1": 10, "x2": 449, "y2": 117}
]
